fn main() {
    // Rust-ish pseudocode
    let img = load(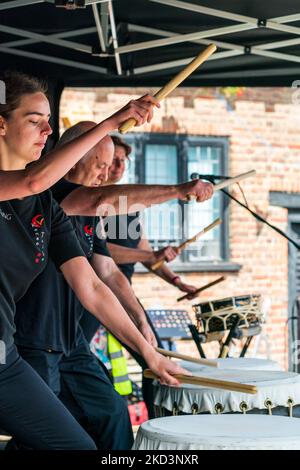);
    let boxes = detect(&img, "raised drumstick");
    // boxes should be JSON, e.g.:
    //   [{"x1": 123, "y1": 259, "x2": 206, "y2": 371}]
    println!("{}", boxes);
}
[
  {"x1": 155, "y1": 347, "x2": 218, "y2": 368},
  {"x1": 144, "y1": 370, "x2": 257, "y2": 395},
  {"x1": 186, "y1": 170, "x2": 256, "y2": 201},
  {"x1": 151, "y1": 218, "x2": 221, "y2": 271},
  {"x1": 177, "y1": 276, "x2": 226, "y2": 302},
  {"x1": 119, "y1": 44, "x2": 217, "y2": 134}
]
